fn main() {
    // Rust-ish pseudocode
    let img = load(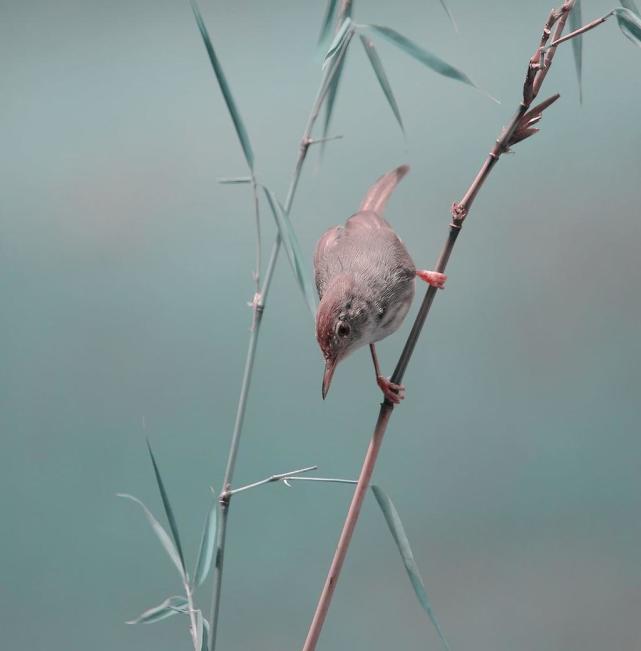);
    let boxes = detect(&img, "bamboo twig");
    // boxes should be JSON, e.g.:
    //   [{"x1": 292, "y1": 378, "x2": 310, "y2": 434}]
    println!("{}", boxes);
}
[
  {"x1": 548, "y1": 11, "x2": 614, "y2": 47},
  {"x1": 301, "y1": 2, "x2": 598, "y2": 649},
  {"x1": 227, "y1": 466, "x2": 318, "y2": 496}
]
